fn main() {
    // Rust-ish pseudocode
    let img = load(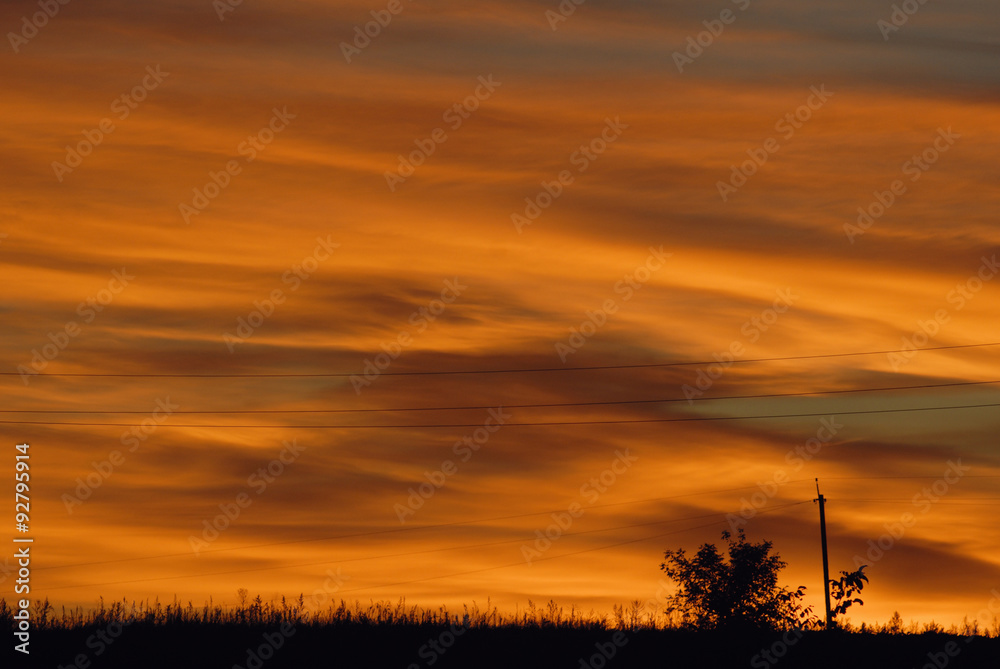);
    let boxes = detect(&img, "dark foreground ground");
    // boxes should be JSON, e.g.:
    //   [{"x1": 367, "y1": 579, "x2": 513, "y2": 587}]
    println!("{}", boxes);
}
[{"x1": 18, "y1": 624, "x2": 1000, "y2": 669}]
